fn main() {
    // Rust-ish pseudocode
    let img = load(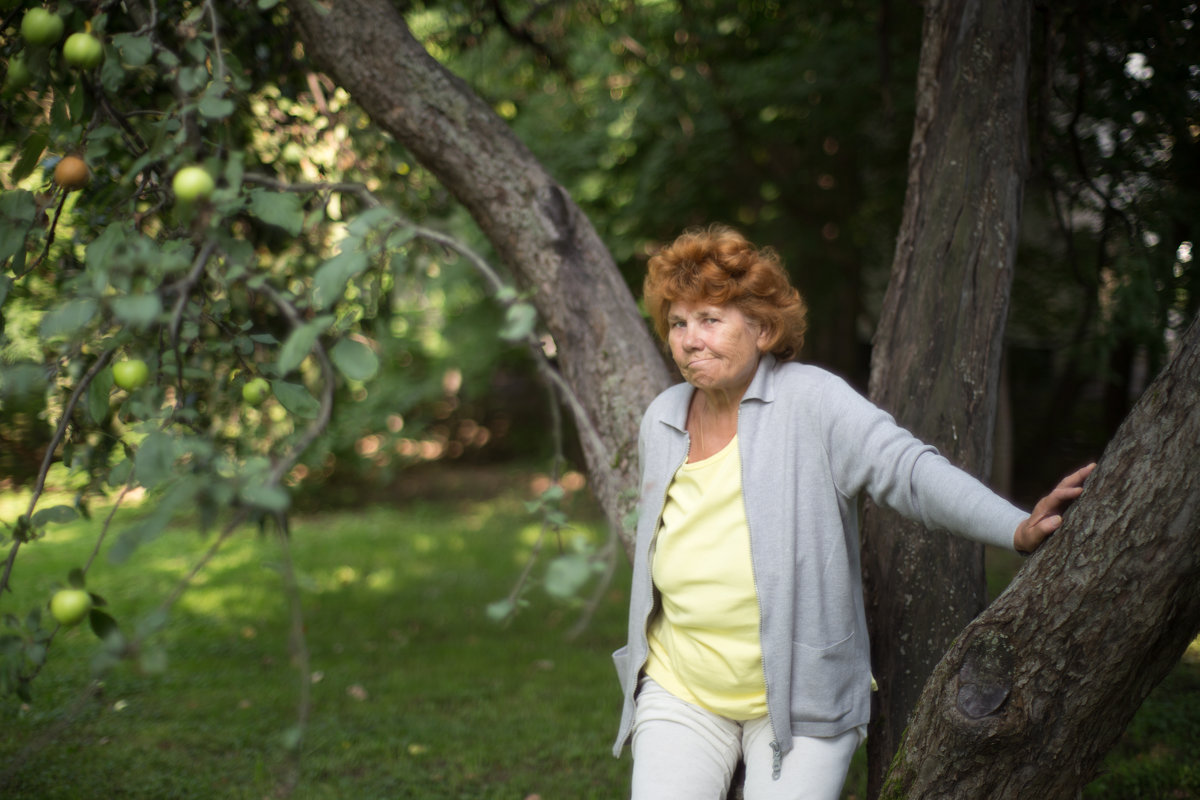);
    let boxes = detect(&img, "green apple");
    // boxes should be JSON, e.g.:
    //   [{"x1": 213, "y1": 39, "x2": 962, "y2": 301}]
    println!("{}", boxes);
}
[
  {"x1": 20, "y1": 9, "x2": 64, "y2": 46},
  {"x1": 63, "y1": 32, "x2": 104, "y2": 70},
  {"x1": 3, "y1": 57, "x2": 32, "y2": 94},
  {"x1": 172, "y1": 165, "x2": 215, "y2": 204},
  {"x1": 112, "y1": 358, "x2": 150, "y2": 391},
  {"x1": 242, "y1": 377, "x2": 271, "y2": 406},
  {"x1": 50, "y1": 588, "x2": 92, "y2": 627}
]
